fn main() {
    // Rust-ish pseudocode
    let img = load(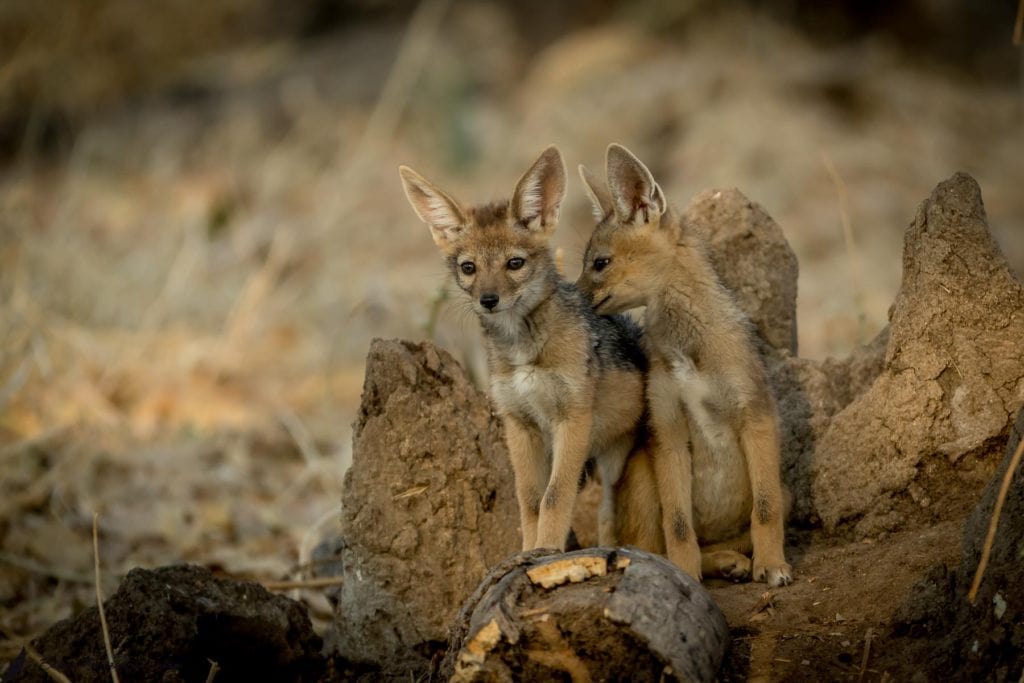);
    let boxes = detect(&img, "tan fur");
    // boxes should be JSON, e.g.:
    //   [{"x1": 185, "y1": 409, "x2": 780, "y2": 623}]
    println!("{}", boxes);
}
[
  {"x1": 400, "y1": 147, "x2": 646, "y2": 552},
  {"x1": 577, "y1": 144, "x2": 793, "y2": 587}
]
